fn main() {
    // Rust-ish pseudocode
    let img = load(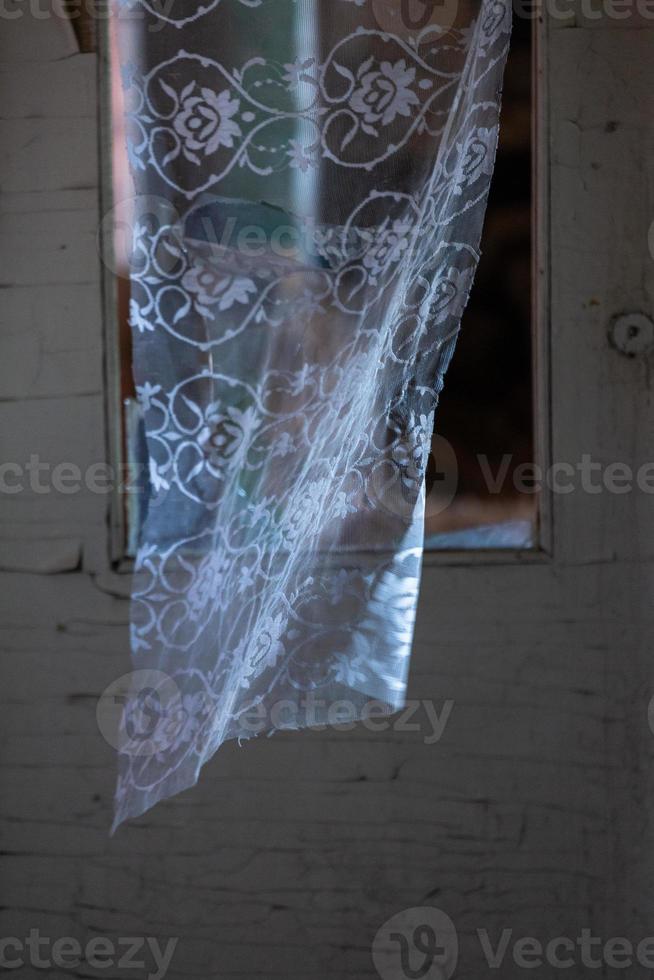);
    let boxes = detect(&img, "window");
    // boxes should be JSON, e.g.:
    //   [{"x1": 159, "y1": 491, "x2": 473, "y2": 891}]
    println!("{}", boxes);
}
[{"x1": 100, "y1": 17, "x2": 542, "y2": 561}]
